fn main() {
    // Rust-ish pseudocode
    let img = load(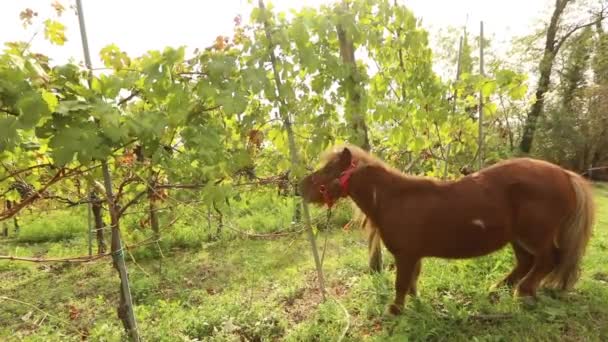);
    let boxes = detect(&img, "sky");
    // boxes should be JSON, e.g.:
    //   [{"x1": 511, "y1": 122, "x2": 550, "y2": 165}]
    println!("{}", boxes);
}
[{"x1": 0, "y1": 0, "x2": 550, "y2": 71}]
